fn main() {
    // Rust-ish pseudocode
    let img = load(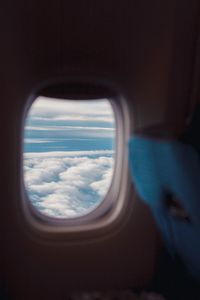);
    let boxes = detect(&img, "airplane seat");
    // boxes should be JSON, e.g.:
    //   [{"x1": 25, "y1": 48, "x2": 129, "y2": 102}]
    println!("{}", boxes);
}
[{"x1": 129, "y1": 102, "x2": 200, "y2": 284}]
